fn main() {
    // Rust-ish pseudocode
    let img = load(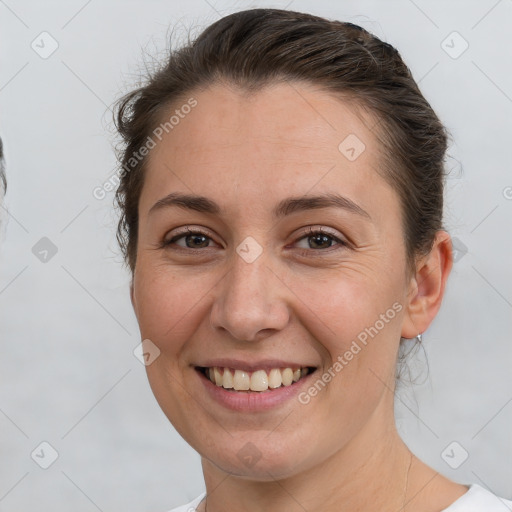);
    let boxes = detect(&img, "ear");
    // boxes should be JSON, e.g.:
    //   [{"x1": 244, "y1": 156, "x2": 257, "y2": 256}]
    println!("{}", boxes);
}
[
  {"x1": 401, "y1": 231, "x2": 453, "y2": 339},
  {"x1": 130, "y1": 277, "x2": 137, "y2": 317}
]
